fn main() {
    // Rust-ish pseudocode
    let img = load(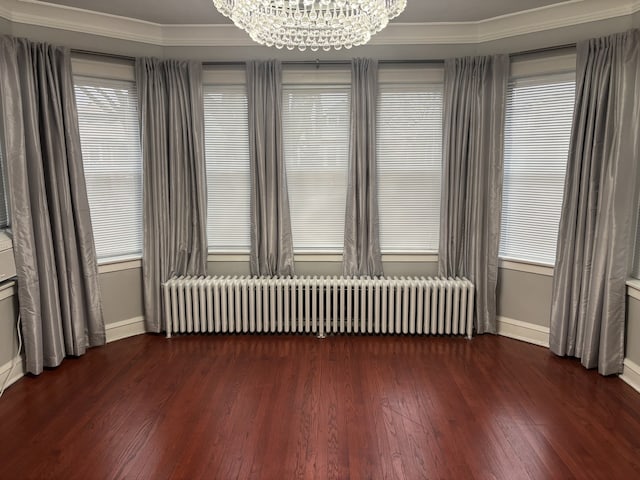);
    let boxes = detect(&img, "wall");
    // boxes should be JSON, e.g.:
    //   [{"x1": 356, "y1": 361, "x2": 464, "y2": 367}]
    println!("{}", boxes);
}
[
  {"x1": 98, "y1": 265, "x2": 146, "y2": 343},
  {"x1": 0, "y1": 22, "x2": 162, "y2": 59},
  {"x1": 625, "y1": 293, "x2": 640, "y2": 393},
  {"x1": 0, "y1": 13, "x2": 636, "y2": 63},
  {"x1": 206, "y1": 257, "x2": 556, "y2": 342},
  {"x1": 1, "y1": 3, "x2": 640, "y2": 394},
  {"x1": 627, "y1": 296, "x2": 640, "y2": 365},
  {"x1": 478, "y1": 16, "x2": 636, "y2": 55},
  {"x1": 0, "y1": 284, "x2": 19, "y2": 385},
  {"x1": 497, "y1": 268, "x2": 553, "y2": 328},
  {"x1": 208, "y1": 258, "x2": 439, "y2": 278},
  {"x1": 0, "y1": 265, "x2": 145, "y2": 391}
]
